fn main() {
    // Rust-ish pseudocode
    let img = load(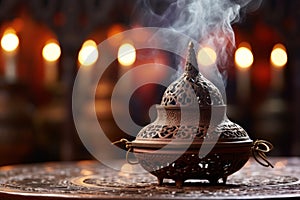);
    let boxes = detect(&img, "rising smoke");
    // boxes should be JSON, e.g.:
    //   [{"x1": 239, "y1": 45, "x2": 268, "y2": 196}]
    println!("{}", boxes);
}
[{"x1": 133, "y1": 0, "x2": 262, "y2": 85}]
